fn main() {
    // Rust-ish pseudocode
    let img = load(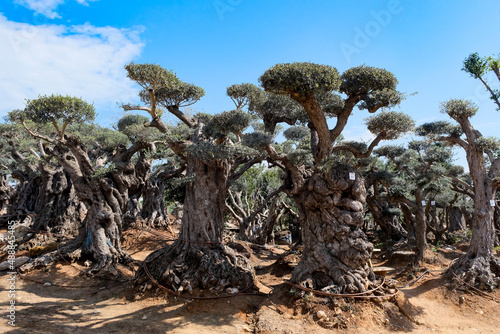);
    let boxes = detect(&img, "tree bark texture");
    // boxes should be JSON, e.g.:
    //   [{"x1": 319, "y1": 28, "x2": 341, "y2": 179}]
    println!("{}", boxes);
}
[
  {"x1": 0, "y1": 175, "x2": 12, "y2": 213},
  {"x1": 448, "y1": 206, "x2": 466, "y2": 233},
  {"x1": 366, "y1": 194, "x2": 406, "y2": 240},
  {"x1": 290, "y1": 164, "x2": 377, "y2": 293},
  {"x1": 139, "y1": 177, "x2": 169, "y2": 228},
  {"x1": 448, "y1": 117, "x2": 500, "y2": 289},
  {"x1": 136, "y1": 156, "x2": 254, "y2": 293}
]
